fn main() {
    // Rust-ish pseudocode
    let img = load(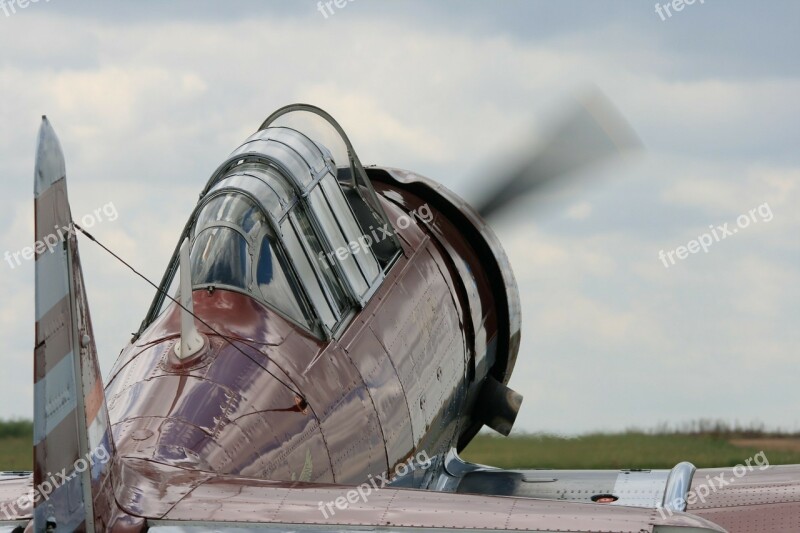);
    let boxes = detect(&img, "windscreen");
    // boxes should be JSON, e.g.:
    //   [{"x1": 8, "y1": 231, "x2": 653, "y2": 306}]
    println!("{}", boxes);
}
[{"x1": 188, "y1": 192, "x2": 314, "y2": 329}]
